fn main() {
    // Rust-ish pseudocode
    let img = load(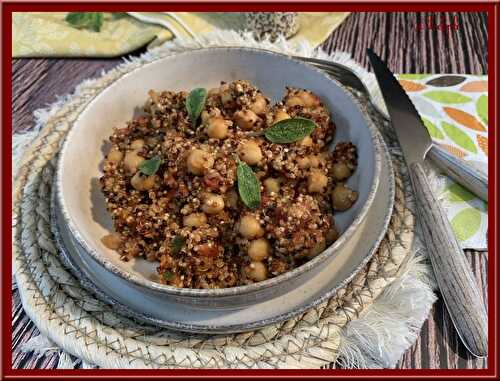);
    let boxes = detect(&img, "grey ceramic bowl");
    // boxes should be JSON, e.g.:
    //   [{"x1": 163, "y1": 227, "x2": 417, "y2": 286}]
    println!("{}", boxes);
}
[
  {"x1": 56, "y1": 47, "x2": 383, "y2": 308},
  {"x1": 52, "y1": 134, "x2": 394, "y2": 333}
]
